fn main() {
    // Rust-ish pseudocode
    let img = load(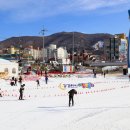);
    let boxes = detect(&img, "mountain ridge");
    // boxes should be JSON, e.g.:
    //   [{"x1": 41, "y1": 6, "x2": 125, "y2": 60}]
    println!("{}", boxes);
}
[{"x1": 0, "y1": 32, "x2": 114, "y2": 53}]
